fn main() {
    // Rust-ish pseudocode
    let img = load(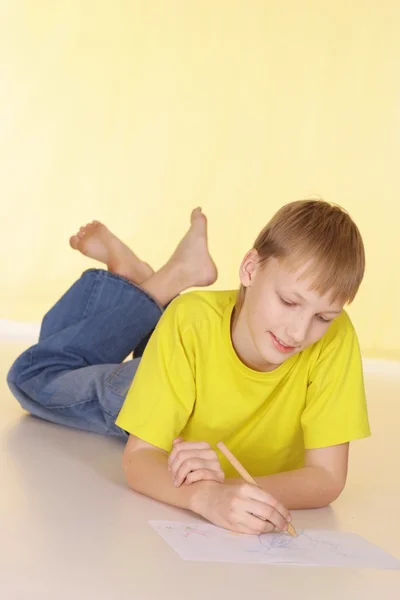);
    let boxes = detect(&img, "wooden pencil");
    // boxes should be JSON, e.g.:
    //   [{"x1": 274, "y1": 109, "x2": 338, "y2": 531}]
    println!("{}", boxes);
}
[{"x1": 217, "y1": 441, "x2": 297, "y2": 537}]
